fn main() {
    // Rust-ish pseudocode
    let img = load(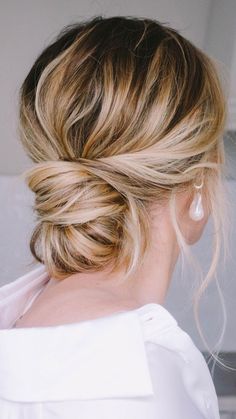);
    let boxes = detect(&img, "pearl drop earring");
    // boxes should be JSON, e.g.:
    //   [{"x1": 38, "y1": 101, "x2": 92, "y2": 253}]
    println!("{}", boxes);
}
[{"x1": 189, "y1": 179, "x2": 204, "y2": 221}]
